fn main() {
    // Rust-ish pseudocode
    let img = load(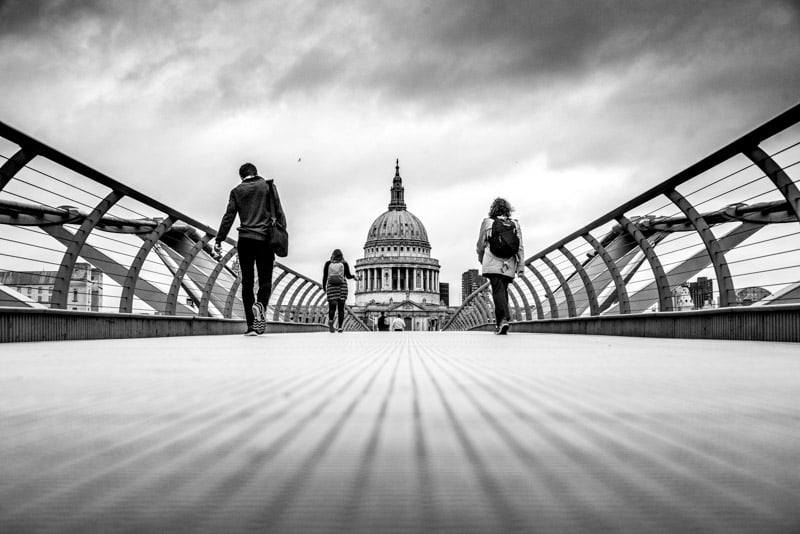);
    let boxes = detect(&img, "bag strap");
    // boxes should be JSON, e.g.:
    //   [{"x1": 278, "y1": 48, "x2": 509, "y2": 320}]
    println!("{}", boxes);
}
[{"x1": 267, "y1": 181, "x2": 278, "y2": 226}]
